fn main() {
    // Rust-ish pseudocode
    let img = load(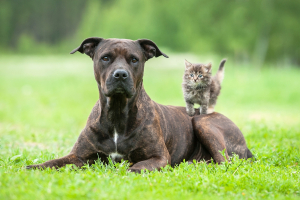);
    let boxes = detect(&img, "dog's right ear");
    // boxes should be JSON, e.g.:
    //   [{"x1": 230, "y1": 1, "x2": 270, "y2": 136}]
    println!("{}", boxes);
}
[
  {"x1": 70, "y1": 37, "x2": 103, "y2": 59},
  {"x1": 137, "y1": 39, "x2": 169, "y2": 61}
]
